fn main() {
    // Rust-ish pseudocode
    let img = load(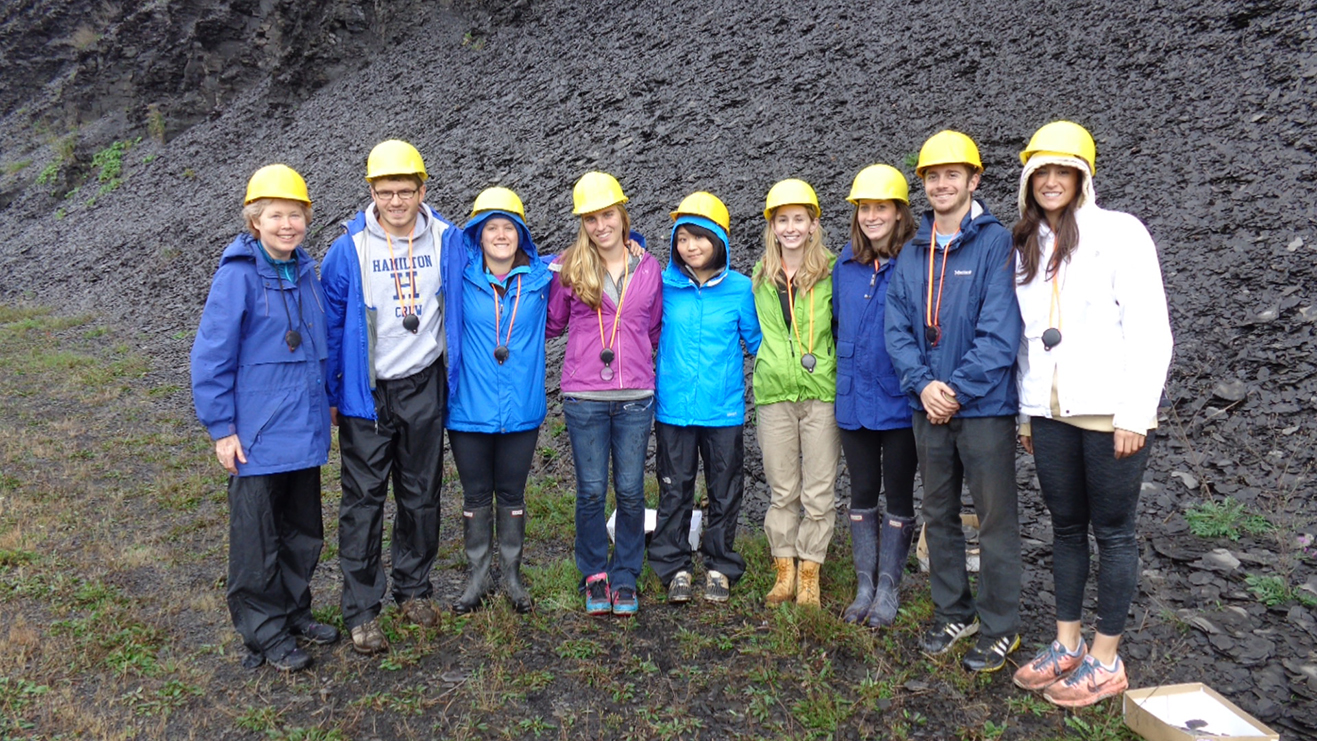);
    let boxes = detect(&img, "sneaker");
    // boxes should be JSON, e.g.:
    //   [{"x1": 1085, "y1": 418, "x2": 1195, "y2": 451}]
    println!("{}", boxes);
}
[
  {"x1": 703, "y1": 570, "x2": 730, "y2": 603},
  {"x1": 920, "y1": 619, "x2": 979, "y2": 655},
  {"x1": 1013, "y1": 639, "x2": 1087, "y2": 690},
  {"x1": 400, "y1": 598, "x2": 438, "y2": 628},
  {"x1": 585, "y1": 573, "x2": 611, "y2": 616},
  {"x1": 267, "y1": 645, "x2": 312, "y2": 672},
  {"x1": 611, "y1": 586, "x2": 639, "y2": 616},
  {"x1": 290, "y1": 621, "x2": 340, "y2": 646},
  {"x1": 668, "y1": 571, "x2": 692, "y2": 603},
  {"x1": 1043, "y1": 654, "x2": 1129, "y2": 708},
  {"x1": 962, "y1": 632, "x2": 1021, "y2": 673},
  {"x1": 350, "y1": 618, "x2": 389, "y2": 655}
]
